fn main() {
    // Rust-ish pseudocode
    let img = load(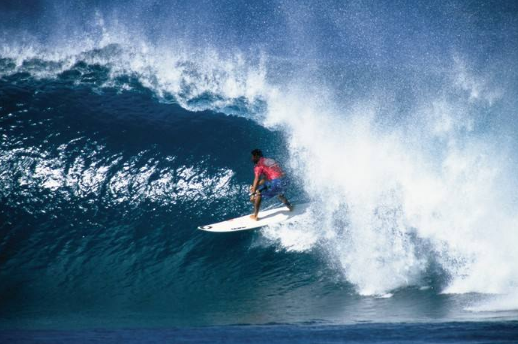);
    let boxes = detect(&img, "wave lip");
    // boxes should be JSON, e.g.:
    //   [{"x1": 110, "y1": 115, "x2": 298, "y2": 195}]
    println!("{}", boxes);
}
[{"x1": 0, "y1": 42, "x2": 269, "y2": 118}]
